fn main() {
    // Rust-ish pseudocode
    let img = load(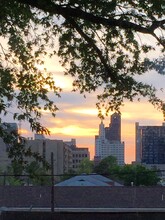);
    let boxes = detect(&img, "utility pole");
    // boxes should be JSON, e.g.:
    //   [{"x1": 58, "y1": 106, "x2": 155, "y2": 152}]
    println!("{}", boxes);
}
[
  {"x1": 3, "y1": 171, "x2": 6, "y2": 186},
  {"x1": 51, "y1": 152, "x2": 54, "y2": 212}
]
